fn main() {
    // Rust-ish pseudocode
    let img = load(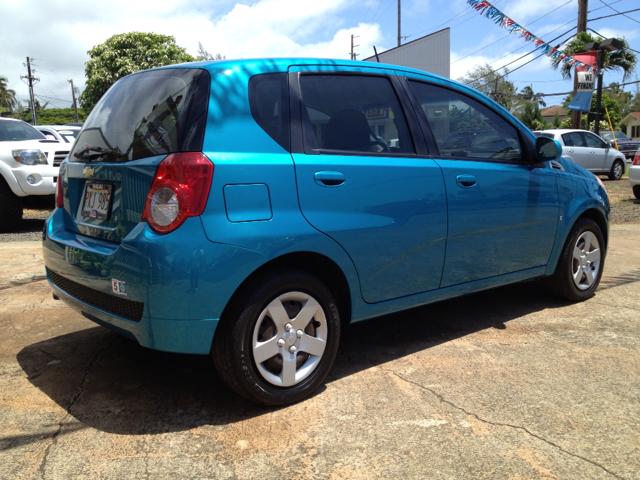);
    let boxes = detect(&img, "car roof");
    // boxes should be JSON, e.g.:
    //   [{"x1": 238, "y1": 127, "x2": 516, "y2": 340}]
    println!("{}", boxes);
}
[
  {"x1": 143, "y1": 57, "x2": 448, "y2": 84},
  {"x1": 35, "y1": 125, "x2": 81, "y2": 130}
]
